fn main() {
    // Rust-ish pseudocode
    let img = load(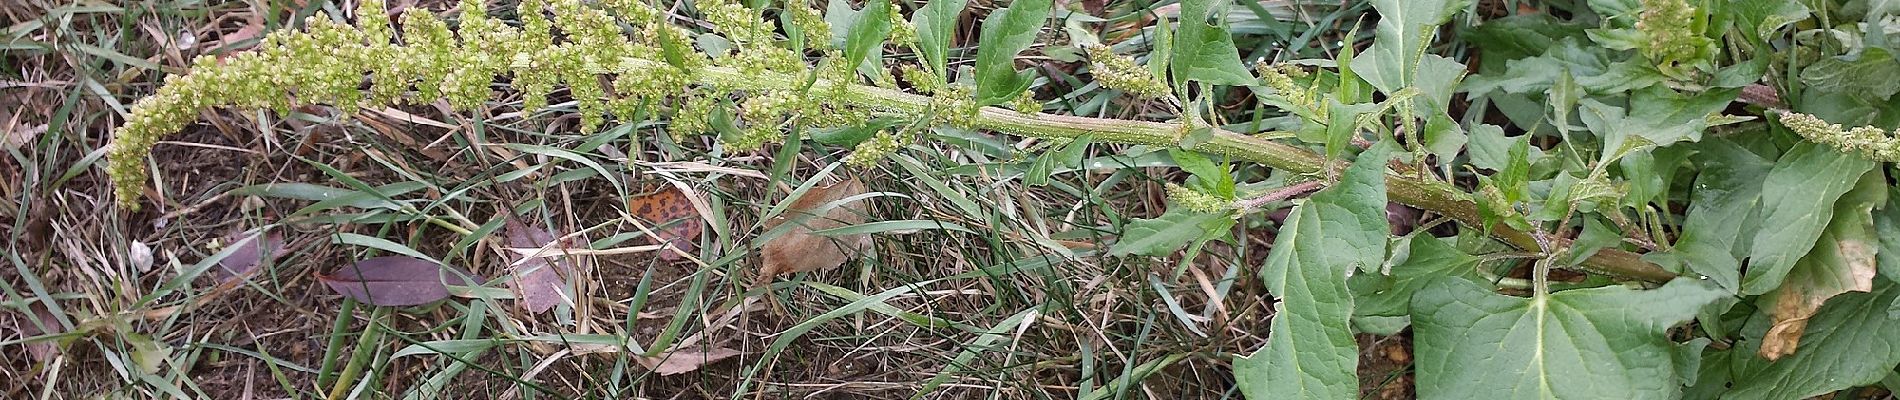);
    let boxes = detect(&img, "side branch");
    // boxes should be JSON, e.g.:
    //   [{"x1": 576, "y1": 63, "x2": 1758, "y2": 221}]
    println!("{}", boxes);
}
[{"x1": 656, "y1": 57, "x2": 1678, "y2": 282}]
